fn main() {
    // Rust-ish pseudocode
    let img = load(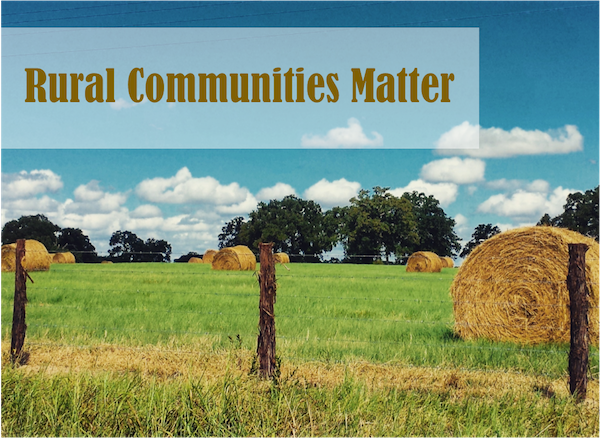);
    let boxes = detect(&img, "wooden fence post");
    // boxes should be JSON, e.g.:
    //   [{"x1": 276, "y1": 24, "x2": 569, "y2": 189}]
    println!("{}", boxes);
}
[
  {"x1": 567, "y1": 243, "x2": 589, "y2": 401},
  {"x1": 257, "y1": 242, "x2": 277, "y2": 378},
  {"x1": 11, "y1": 239, "x2": 28, "y2": 364}
]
